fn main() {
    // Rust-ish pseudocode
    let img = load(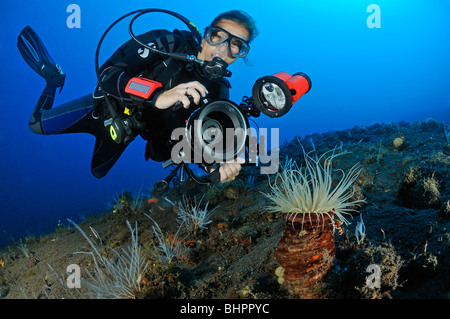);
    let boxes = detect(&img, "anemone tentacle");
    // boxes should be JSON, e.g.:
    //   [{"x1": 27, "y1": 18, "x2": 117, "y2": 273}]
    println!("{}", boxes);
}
[{"x1": 263, "y1": 149, "x2": 365, "y2": 226}]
